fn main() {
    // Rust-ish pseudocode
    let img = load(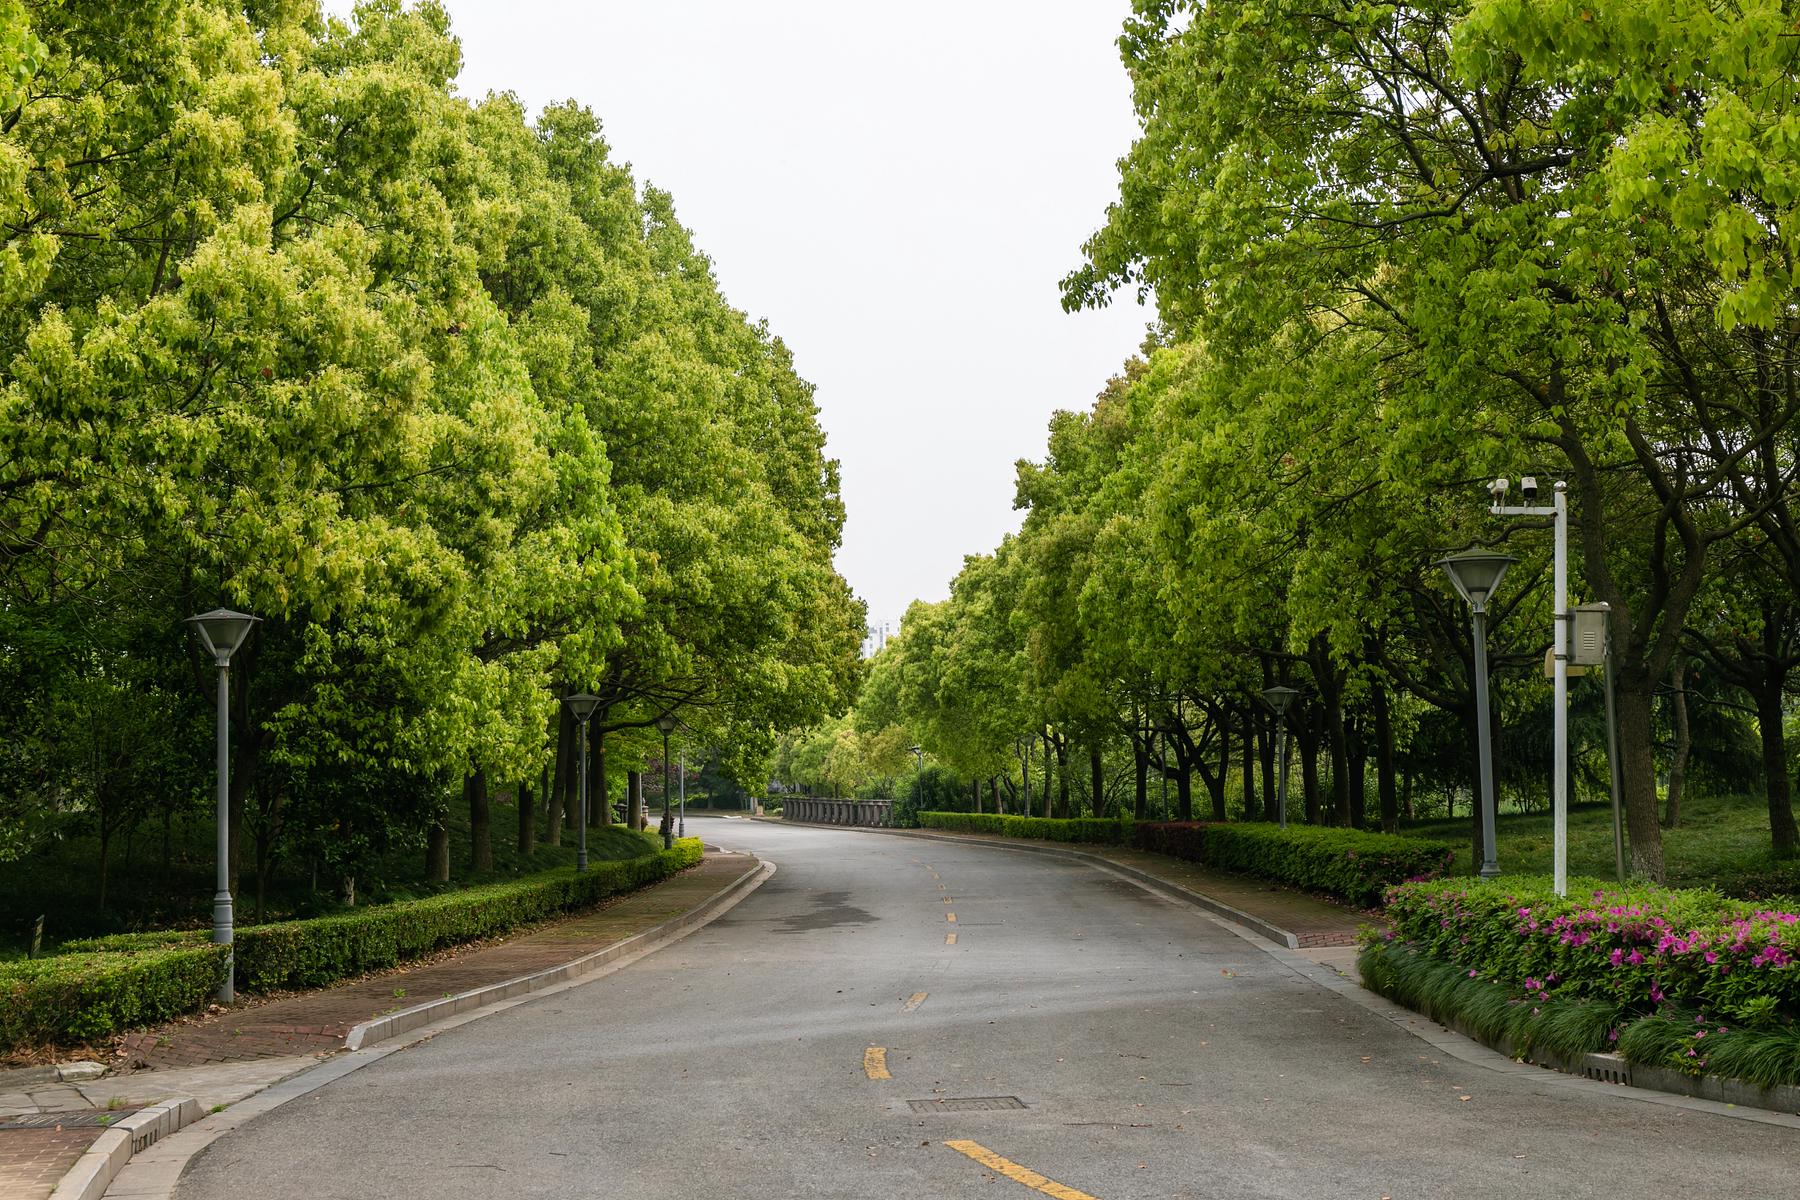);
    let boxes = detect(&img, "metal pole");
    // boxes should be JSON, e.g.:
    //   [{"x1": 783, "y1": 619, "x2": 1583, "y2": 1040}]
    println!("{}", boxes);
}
[
  {"x1": 1552, "y1": 482, "x2": 1569, "y2": 897},
  {"x1": 678, "y1": 749, "x2": 686, "y2": 836},
  {"x1": 1159, "y1": 730, "x2": 1168, "y2": 819},
  {"x1": 661, "y1": 729, "x2": 673, "y2": 849},
  {"x1": 1604, "y1": 633, "x2": 1625, "y2": 883},
  {"x1": 1276, "y1": 721, "x2": 1290, "y2": 830},
  {"x1": 213, "y1": 659, "x2": 234, "y2": 1003},
  {"x1": 1473, "y1": 608, "x2": 1500, "y2": 880},
  {"x1": 576, "y1": 717, "x2": 589, "y2": 872}
]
